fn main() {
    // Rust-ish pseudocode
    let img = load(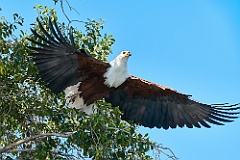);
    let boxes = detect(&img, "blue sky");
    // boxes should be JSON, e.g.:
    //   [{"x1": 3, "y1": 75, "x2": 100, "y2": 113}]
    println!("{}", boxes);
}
[{"x1": 1, "y1": 0, "x2": 240, "y2": 159}]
